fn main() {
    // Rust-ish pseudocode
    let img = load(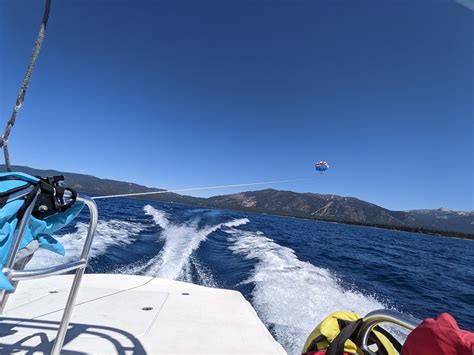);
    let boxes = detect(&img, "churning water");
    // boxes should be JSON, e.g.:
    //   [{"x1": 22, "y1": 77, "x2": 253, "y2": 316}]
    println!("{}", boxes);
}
[{"x1": 28, "y1": 197, "x2": 474, "y2": 354}]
